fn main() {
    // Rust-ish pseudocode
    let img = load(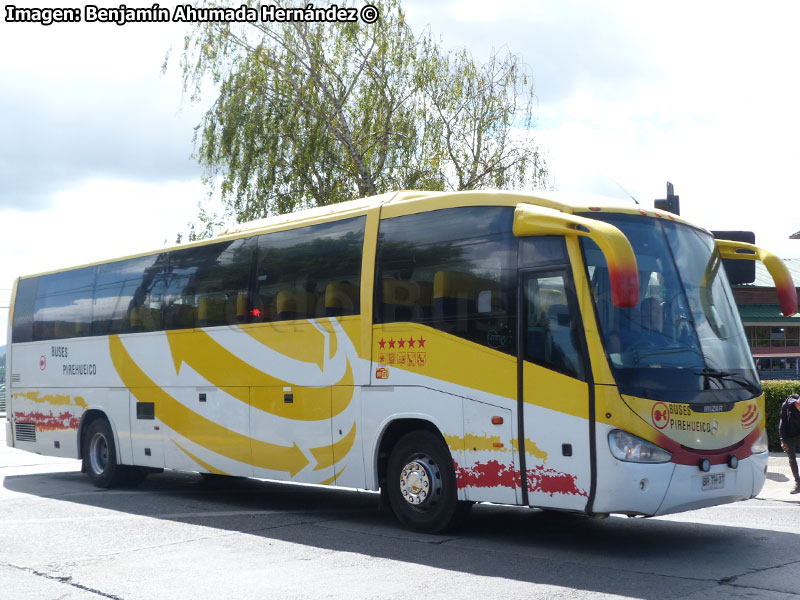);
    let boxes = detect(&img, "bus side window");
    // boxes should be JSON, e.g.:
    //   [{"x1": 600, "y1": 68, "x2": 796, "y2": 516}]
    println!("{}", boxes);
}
[
  {"x1": 94, "y1": 253, "x2": 166, "y2": 336},
  {"x1": 191, "y1": 237, "x2": 254, "y2": 327},
  {"x1": 374, "y1": 206, "x2": 517, "y2": 355},
  {"x1": 256, "y1": 216, "x2": 365, "y2": 322},
  {"x1": 32, "y1": 267, "x2": 96, "y2": 341},
  {"x1": 11, "y1": 277, "x2": 37, "y2": 343},
  {"x1": 161, "y1": 238, "x2": 255, "y2": 330}
]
